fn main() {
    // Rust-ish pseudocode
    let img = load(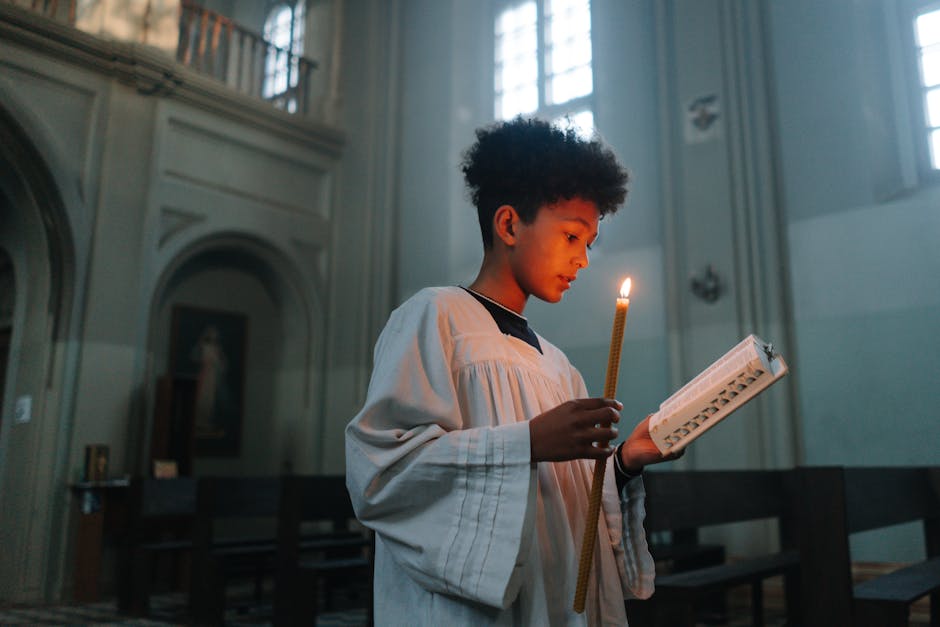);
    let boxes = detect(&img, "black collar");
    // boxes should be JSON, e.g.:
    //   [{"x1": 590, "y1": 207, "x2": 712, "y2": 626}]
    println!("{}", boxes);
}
[{"x1": 462, "y1": 287, "x2": 542, "y2": 354}]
